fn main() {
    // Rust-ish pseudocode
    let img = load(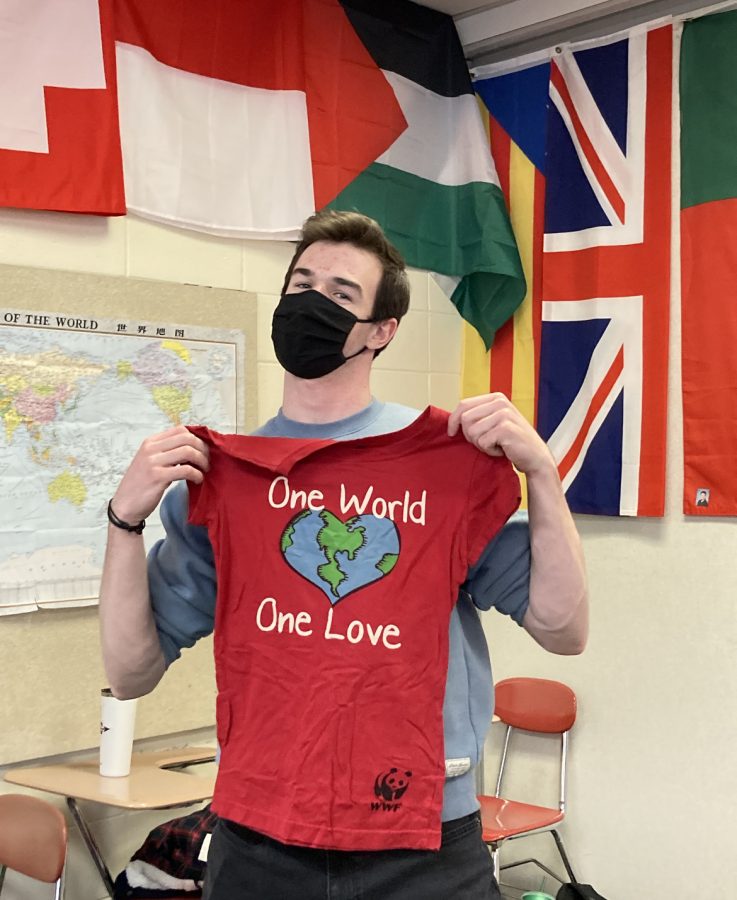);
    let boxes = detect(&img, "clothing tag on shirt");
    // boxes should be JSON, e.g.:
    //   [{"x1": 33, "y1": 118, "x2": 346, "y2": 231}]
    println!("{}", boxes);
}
[
  {"x1": 198, "y1": 832, "x2": 212, "y2": 863},
  {"x1": 445, "y1": 757, "x2": 471, "y2": 778}
]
